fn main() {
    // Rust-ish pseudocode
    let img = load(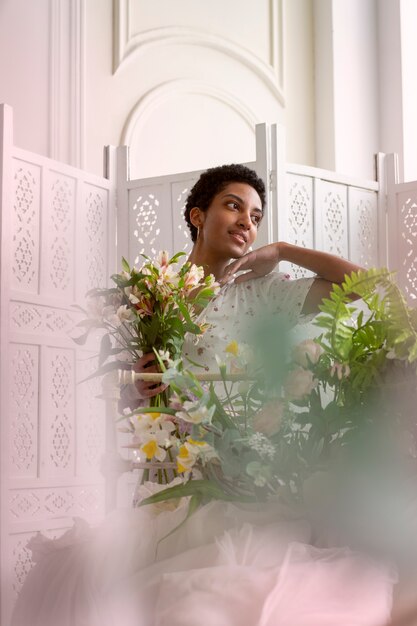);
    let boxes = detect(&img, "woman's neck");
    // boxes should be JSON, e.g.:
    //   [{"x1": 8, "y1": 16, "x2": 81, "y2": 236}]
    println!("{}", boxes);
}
[{"x1": 187, "y1": 243, "x2": 230, "y2": 281}]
